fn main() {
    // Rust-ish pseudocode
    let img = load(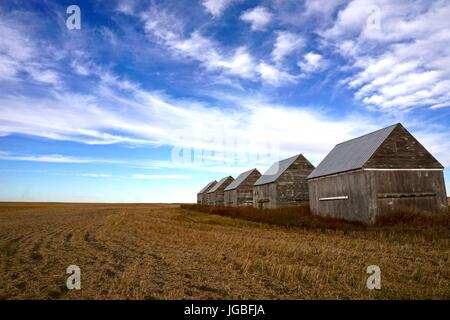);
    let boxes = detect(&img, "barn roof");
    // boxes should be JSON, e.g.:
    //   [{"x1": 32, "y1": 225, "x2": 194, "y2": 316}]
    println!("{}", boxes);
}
[
  {"x1": 224, "y1": 169, "x2": 258, "y2": 191},
  {"x1": 307, "y1": 124, "x2": 398, "y2": 179},
  {"x1": 254, "y1": 154, "x2": 301, "y2": 186},
  {"x1": 207, "y1": 176, "x2": 233, "y2": 193},
  {"x1": 197, "y1": 180, "x2": 217, "y2": 195}
]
